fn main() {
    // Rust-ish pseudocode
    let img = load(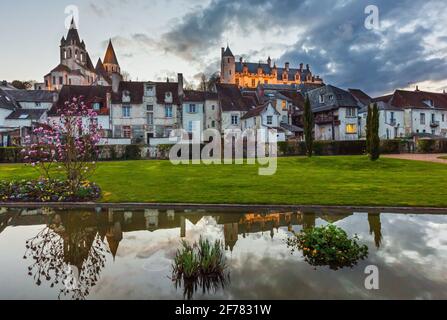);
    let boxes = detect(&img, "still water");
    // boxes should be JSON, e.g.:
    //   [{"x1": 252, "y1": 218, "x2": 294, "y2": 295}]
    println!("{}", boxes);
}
[{"x1": 0, "y1": 207, "x2": 446, "y2": 300}]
